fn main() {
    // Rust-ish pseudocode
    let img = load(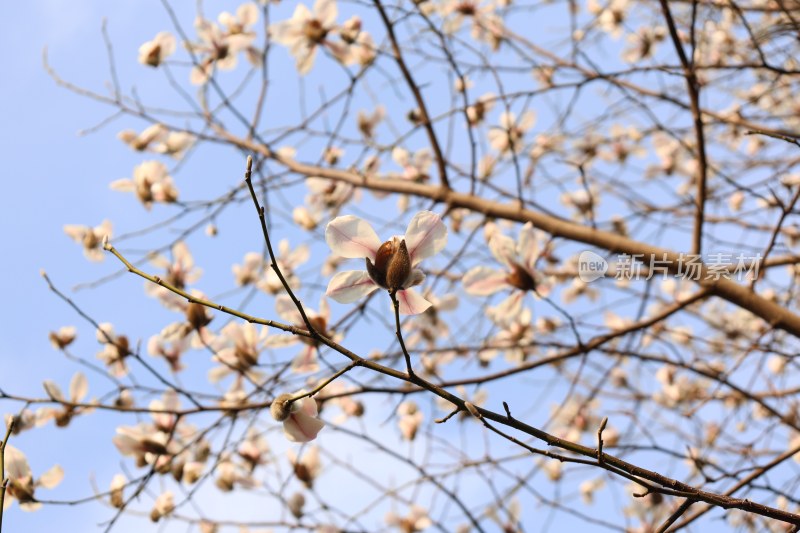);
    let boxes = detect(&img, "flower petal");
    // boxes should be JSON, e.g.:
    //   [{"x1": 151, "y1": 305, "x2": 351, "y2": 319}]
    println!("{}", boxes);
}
[
  {"x1": 404, "y1": 211, "x2": 447, "y2": 266},
  {"x1": 38, "y1": 465, "x2": 64, "y2": 489},
  {"x1": 69, "y1": 372, "x2": 88, "y2": 402},
  {"x1": 463, "y1": 266, "x2": 509, "y2": 295},
  {"x1": 314, "y1": 0, "x2": 337, "y2": 27},
  {"x1": 325, "y1": 215, "x2": 381, "y2": 259},
  {"x1": 284, "y1": 411, "x2": 325, "y2": 443},
  {"x1": 488, "y1": 232, "x2": 517, "y2": 268},
  {"x1": 326, "y1": 270, "x2": 379, "y2": 303},
  {"x1": 395, "y1": 288, "x2": 431, "y2": 315},
  {"x1": 517, "y1": 222, "x2": 540, "y2": 271}
]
